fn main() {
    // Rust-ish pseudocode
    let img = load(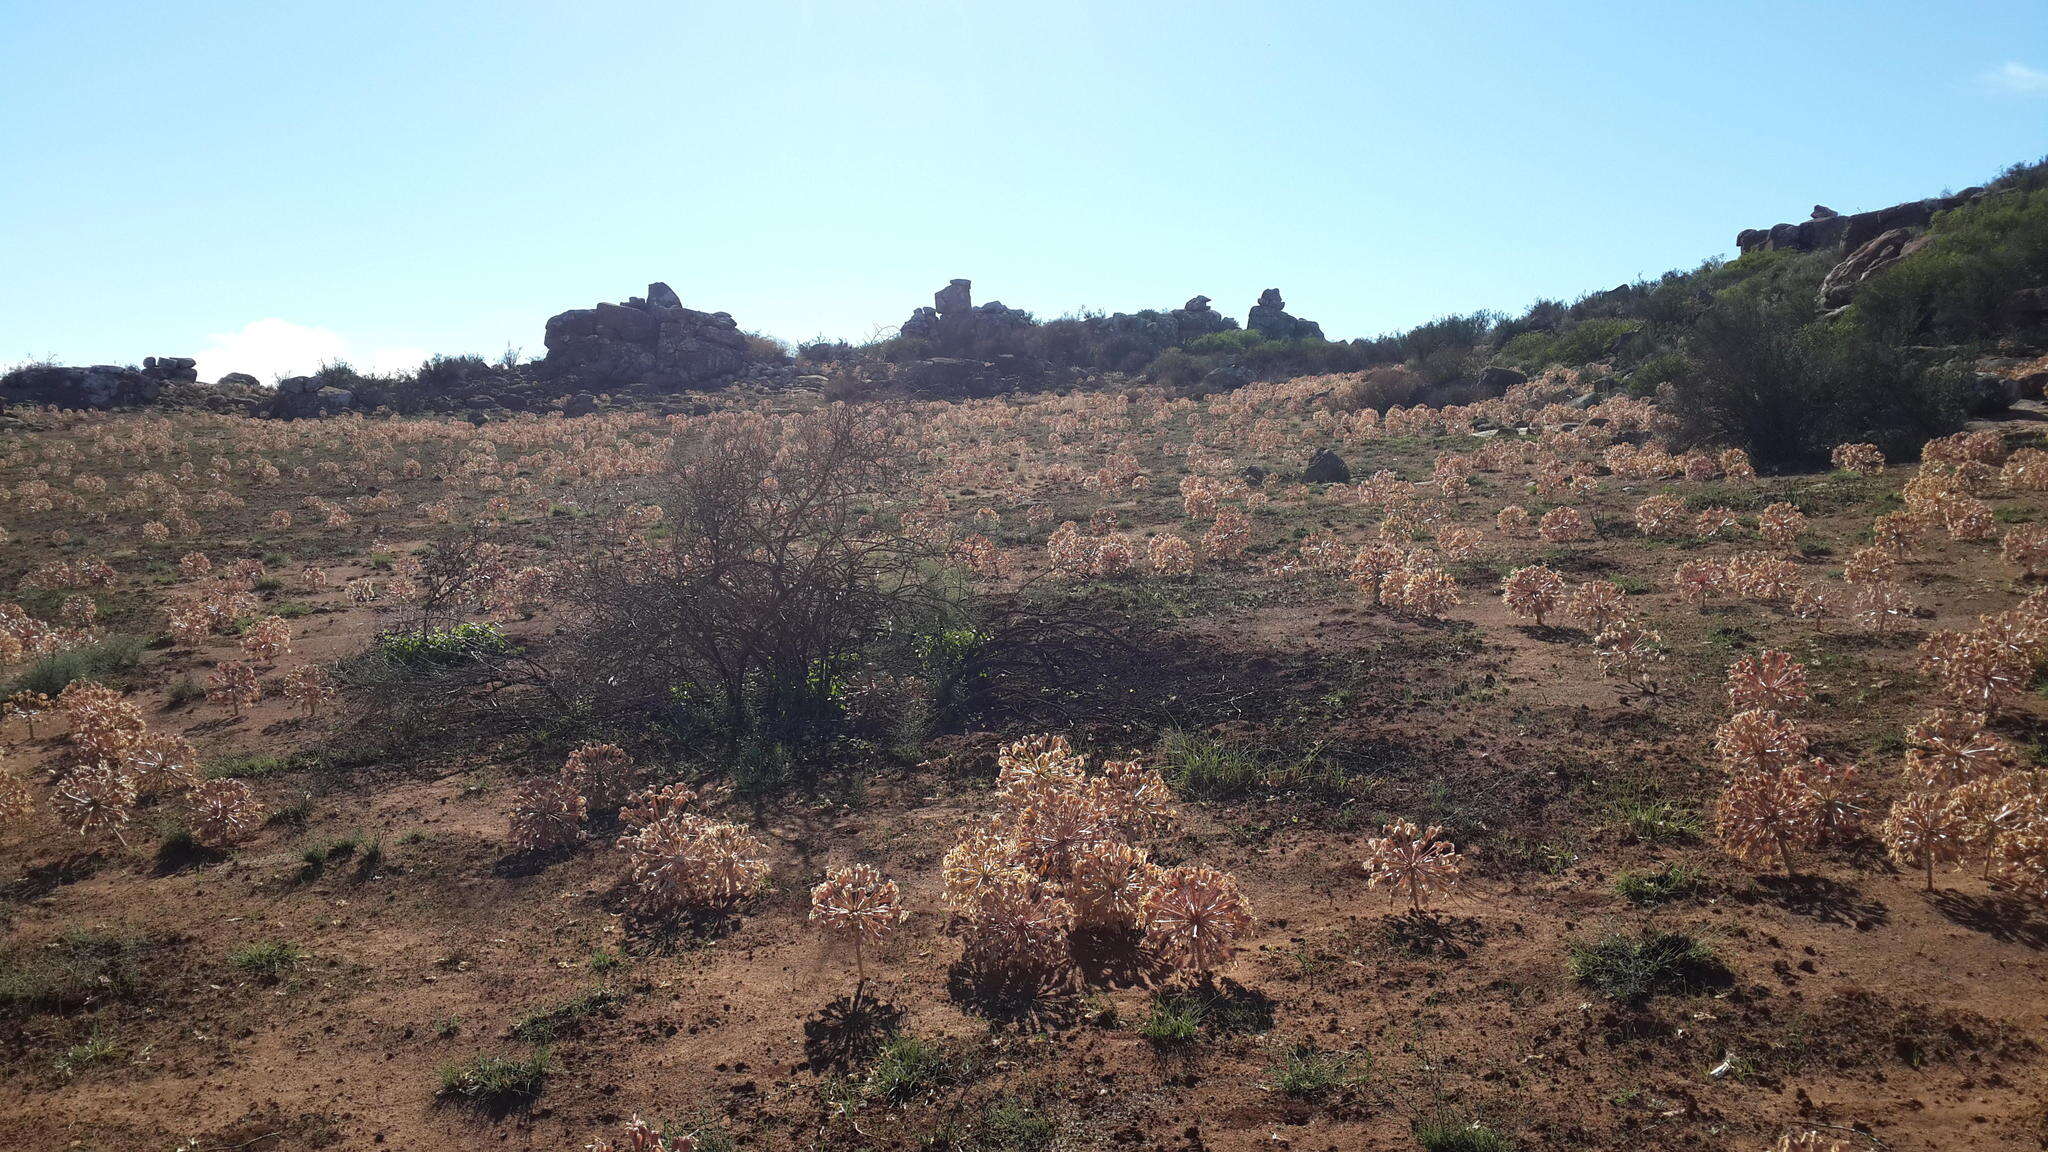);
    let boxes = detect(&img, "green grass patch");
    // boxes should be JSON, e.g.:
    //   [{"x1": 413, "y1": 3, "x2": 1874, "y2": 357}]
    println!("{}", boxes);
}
[
  {"x1": 437, "y1": 1049, "x2": 550, "y2": 1108},
  {"x1": 0, "y1": 930, "x2": 147, "y2": 1013},
  {"x1": 1264, "y1": 1043, "x2": 1368, "y2": 1099},
  {"x1": 863, "y1": 1033, "x2": 968, "y2": 1103},
  {"x1": 1136, "y1": 985, "x2": 1274, "y2": 1045},
  {"x1": 229, "y1": 941, "x2": 302, "y2": 981},
  {"x1": 53, "y1": 1028, "x2": 120, "y2": 1075},
  {"x1": 8, "y1": 634, "x2": 147, "y2": 696},
  {"x1": 203, "y1": 752, "x2": 304, "y2": 779},
  {"x1": 509, "y1": 988, "x2": 617, "y2": 1044},
  {"x1": 1568, "y1": 930, "x2": 1726, "y2": 1002},
  {"x1": 1613, "y1": 863, "x2": 1706, "y2": 906},
  {"x1": 1157, "y1": 730, "x2": 1265, "y2": 799},
  {"x1": 1414, "y1": 1112, "x2": 1515, "y2": 1152}
]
